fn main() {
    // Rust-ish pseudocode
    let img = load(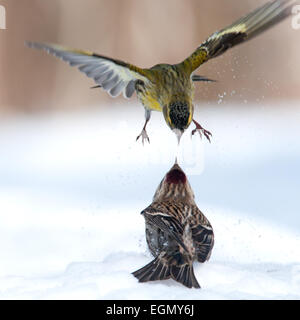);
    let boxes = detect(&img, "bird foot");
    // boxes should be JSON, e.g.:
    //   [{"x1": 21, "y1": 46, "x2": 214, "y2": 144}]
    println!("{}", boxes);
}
[
  {"x1": 191, "y1": 126, "x2": 212, "y2": 143},
  {"x1": 136, "y1": 129, "x2": 150, "y2": 145}
]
